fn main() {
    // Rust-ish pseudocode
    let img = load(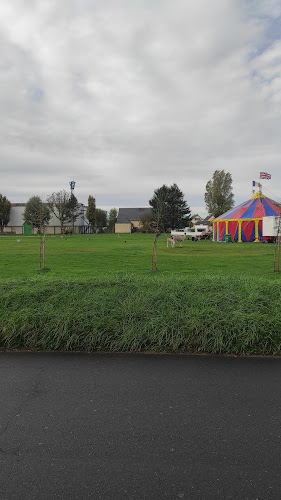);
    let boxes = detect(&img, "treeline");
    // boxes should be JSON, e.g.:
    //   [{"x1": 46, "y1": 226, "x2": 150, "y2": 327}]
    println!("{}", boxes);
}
[
  {"x1": 146, "y1": 170, "x2": 234, "y2": 232},
  {"x1": 0, "y1": 191, "x2": 118, "y2": 235},
  {"x1": 0, "y1": 170, "x2": 234, "y2": 234},
  {"x1": 86, "y1": 196, "x2": 117, "y2": 233}
]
